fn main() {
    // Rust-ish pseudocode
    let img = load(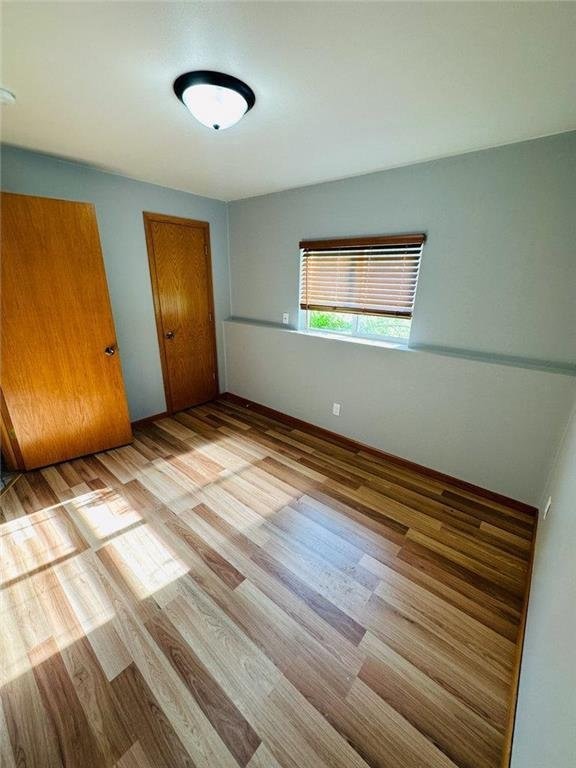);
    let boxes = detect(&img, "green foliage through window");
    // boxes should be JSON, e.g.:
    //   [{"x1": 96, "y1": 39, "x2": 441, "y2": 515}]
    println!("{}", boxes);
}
[
  {"x1": 309, "y1": 312, "x2": 353, "y2": 331},
  {"x1": 308, "y1": 311, "x2": 411, "y2": 341}
]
